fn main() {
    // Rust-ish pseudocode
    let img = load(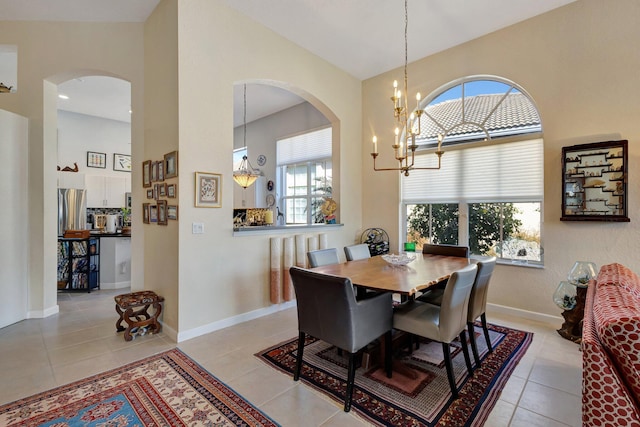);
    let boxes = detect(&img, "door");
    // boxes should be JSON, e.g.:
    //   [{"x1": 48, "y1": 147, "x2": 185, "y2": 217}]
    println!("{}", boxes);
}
[{"x1": 0, "y1": 109, "x2": 28, "y2": 328}]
